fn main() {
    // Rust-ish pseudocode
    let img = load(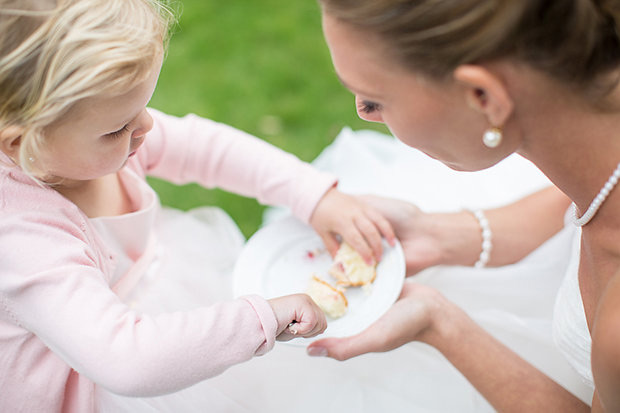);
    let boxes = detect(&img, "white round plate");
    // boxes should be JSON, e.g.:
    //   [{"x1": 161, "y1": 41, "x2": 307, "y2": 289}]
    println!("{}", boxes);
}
[{"x1": 232, "y1": 215, "x2": 406, "y2": 346}]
